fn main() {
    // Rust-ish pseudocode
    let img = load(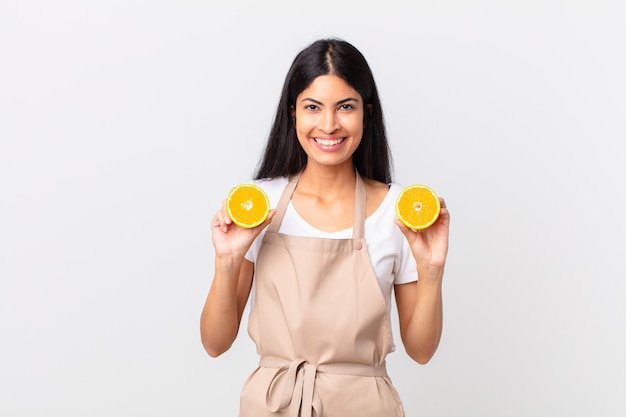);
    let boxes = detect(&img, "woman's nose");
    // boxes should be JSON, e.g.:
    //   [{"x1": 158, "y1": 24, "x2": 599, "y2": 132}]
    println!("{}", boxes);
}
[{"x1": 319, "y1": 110, "x2": 339, "y2": 133}]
